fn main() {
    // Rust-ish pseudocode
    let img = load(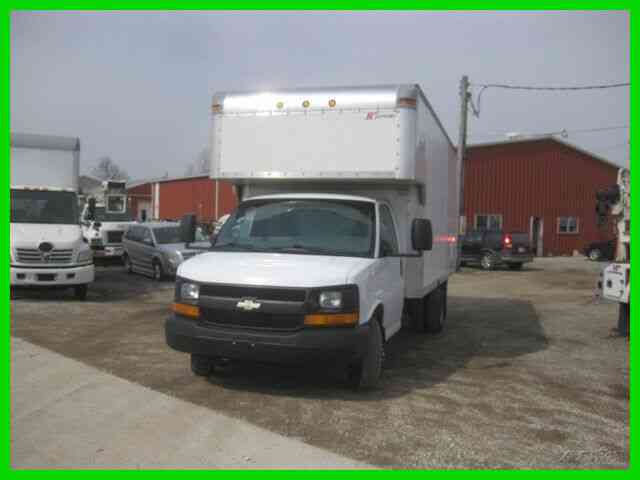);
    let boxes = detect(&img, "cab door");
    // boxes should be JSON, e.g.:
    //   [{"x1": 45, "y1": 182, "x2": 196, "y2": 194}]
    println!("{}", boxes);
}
[{"x1": 375, "y1": 204, "x2": 404, "y2": 337}]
